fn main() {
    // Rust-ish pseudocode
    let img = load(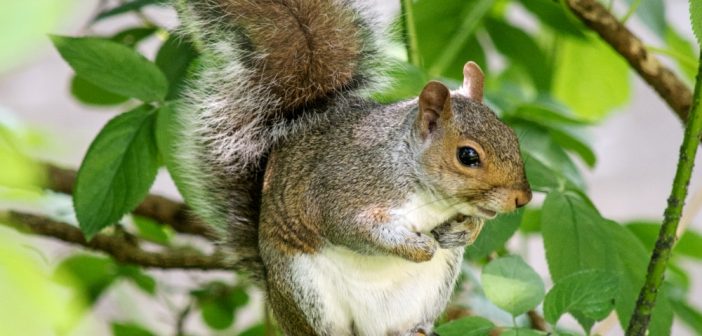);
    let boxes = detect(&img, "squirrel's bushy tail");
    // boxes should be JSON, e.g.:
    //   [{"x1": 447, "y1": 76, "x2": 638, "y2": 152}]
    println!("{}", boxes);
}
[{"x1": 174, "y1": 0, "x2": 384, "y2": 282}]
